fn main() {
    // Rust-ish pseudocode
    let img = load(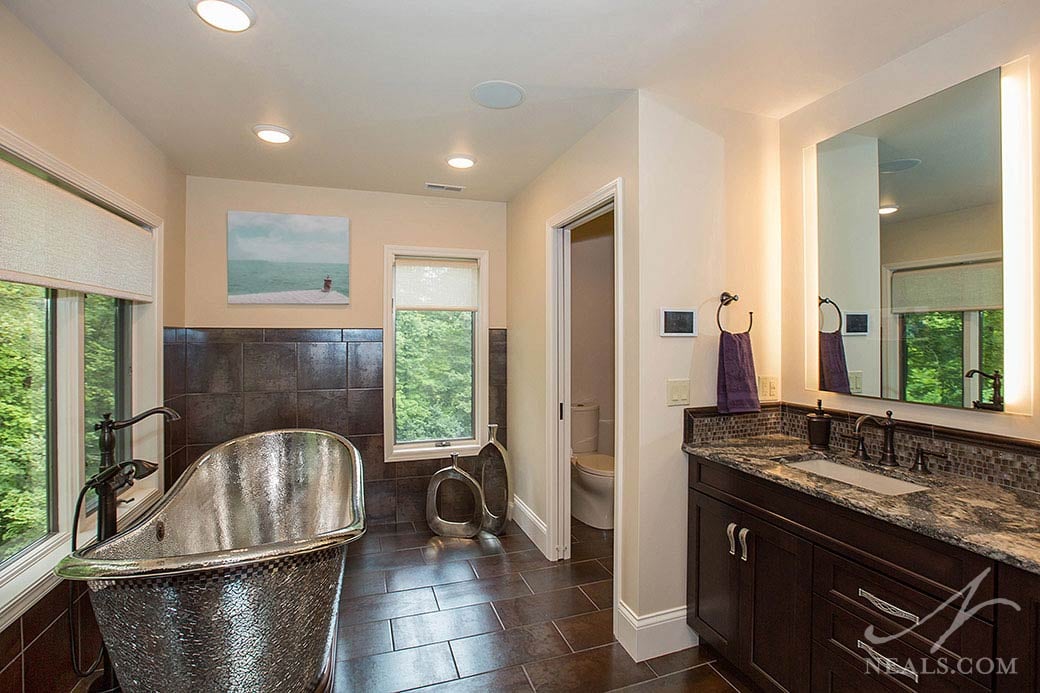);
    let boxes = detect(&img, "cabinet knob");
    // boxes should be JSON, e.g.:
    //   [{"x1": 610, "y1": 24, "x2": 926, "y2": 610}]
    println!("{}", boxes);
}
[
  {"x1": 738, "y1": 527, "x2": 750, "y2": 561},
  {"x1": 726, "y1": 522, "x2": 737, "y2": 556}
]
